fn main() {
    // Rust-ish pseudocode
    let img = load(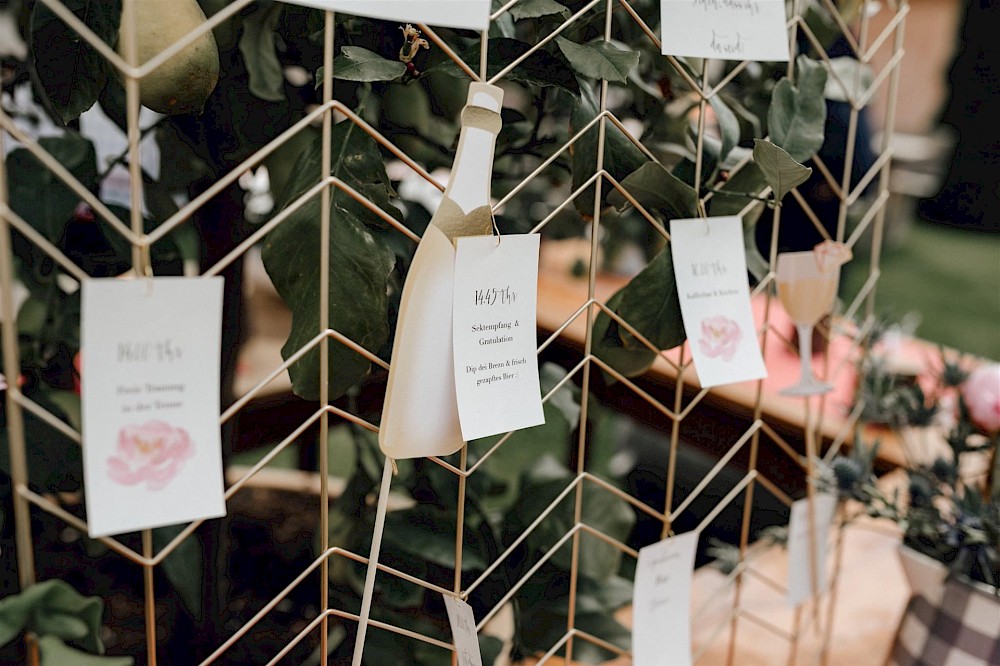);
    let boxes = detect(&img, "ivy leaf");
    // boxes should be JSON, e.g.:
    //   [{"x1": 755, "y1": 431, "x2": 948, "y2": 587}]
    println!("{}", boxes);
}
[
  {"x1": 608, "y1": 161, "x2": 698, "y2": 222},
  {"x1": 262, "y1": 124, "x2": 398, "y2": 402},
  {"x1": 38, "y1": 636, "x2": 133, "y2": 666},
  {"x1": 555, "y1": 38, "x2": 639, "y2": 83},
  {"x1": 322, "y1": 46, "x2": 406, "y2": 83},
  {"x1": 30, "y1": 0, "x2": 122, "y2": 124},
  {"x1": 431, "y1": 38, "x2": 579, "y2": 95},
  {"x1": 753, "y1": 138, "x2": 812, "y2": 203},
  {"x1": 708, "y1": 93, "x2": 740, "y2": 164},
  {"x1": 238, "y1": 2, "x2": 285, "y2": 102},
  {"x1": 509, "y1": 0, "x2": 570, "y2": 20},
  {"x1": 767, "y1": 55, "x2": 828, "y2": 162},
  {"x1": 571, "y1": 84, "x2": 648, "y2": 215}
]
